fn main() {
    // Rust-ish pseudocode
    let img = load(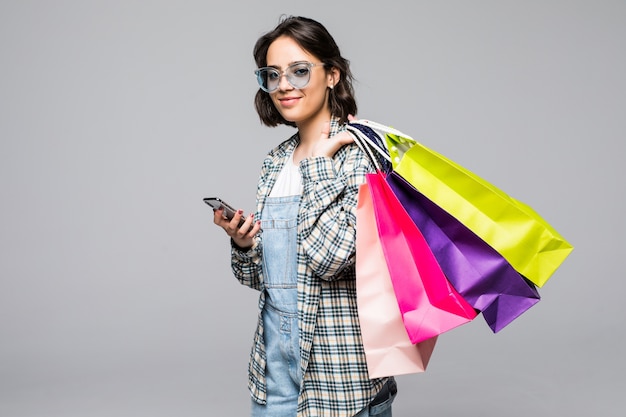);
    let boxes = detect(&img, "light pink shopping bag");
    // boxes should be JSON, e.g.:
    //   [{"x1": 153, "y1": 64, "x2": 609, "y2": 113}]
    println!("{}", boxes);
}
[{"x1": 356, "y1": 183, "x2": 437, "y2": 378}]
